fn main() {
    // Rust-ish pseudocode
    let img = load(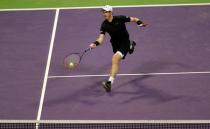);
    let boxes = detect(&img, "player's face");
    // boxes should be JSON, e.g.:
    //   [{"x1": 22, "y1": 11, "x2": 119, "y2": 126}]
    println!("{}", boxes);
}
[{"x1": 102, "y1": 11, "x2": 112, "y2": 20}]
